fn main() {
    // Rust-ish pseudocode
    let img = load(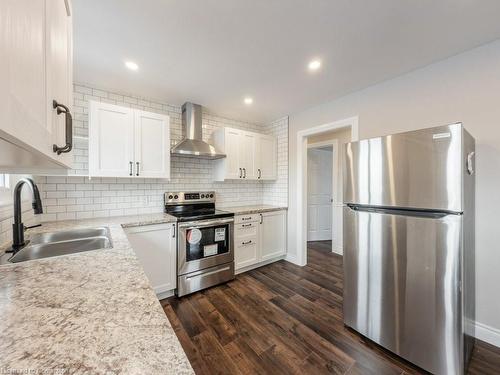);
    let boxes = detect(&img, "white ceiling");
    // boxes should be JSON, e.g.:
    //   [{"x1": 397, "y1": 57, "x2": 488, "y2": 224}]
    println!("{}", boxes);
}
[{"x1": 73, "y1": 0, "x2": 500, "y2": 123}]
